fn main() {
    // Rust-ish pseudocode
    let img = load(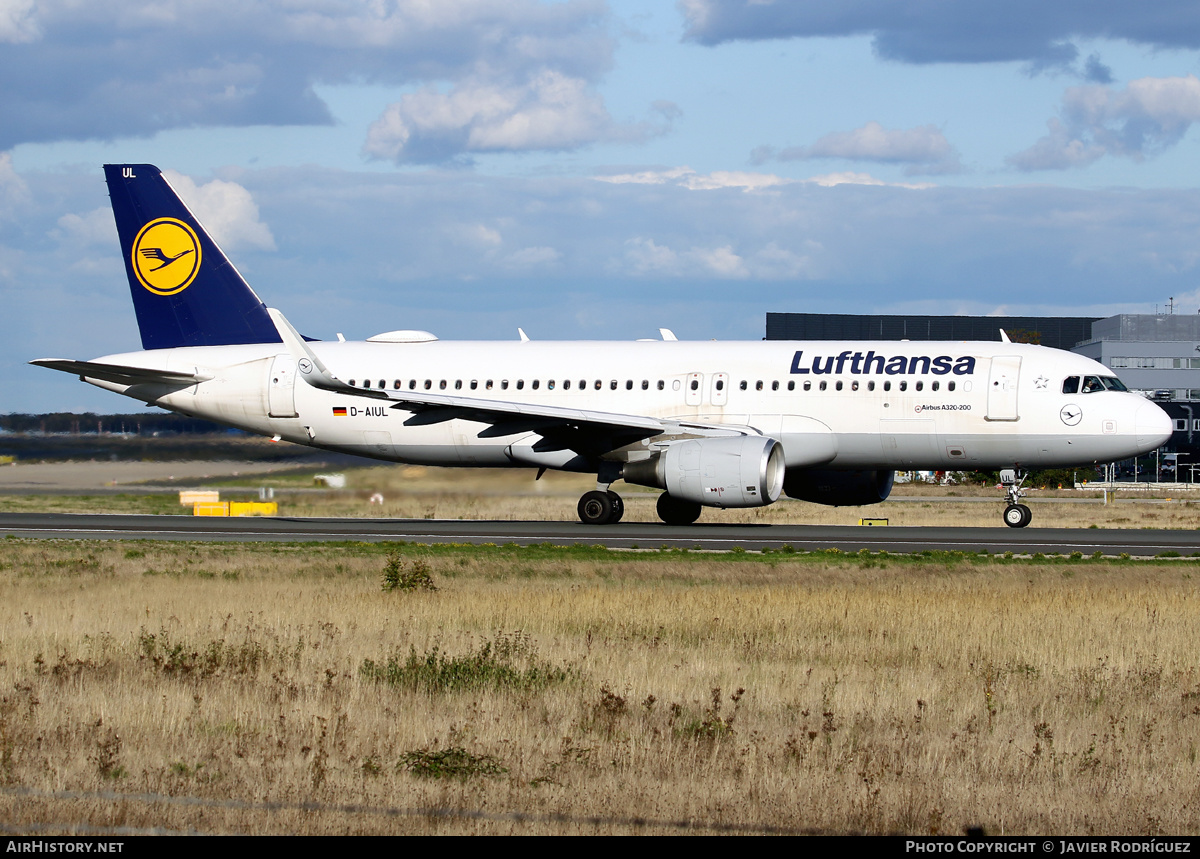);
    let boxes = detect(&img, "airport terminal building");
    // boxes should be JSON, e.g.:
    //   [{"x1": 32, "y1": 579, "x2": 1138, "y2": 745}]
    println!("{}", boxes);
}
[{"x1": 766, "y1": 311, "x2": 1200, "y2": 470}]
